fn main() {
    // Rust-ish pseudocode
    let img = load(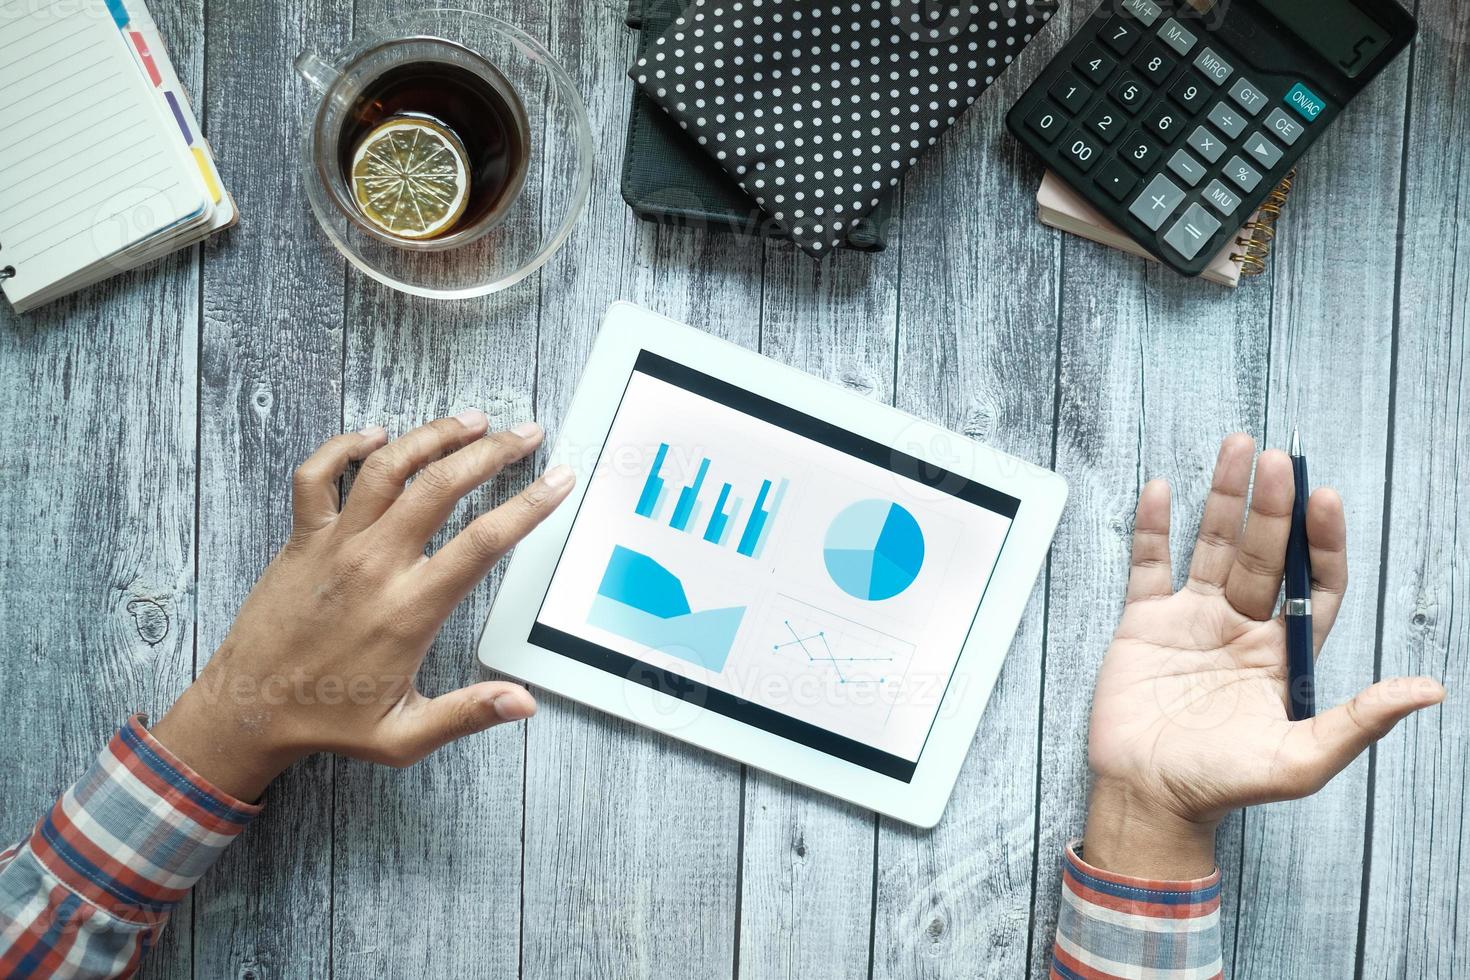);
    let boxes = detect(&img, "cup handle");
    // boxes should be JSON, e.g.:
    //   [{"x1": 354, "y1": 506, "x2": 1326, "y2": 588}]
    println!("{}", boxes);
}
[{"x1": 294, "y1": 50, "x2": 338, "y2": 94}]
